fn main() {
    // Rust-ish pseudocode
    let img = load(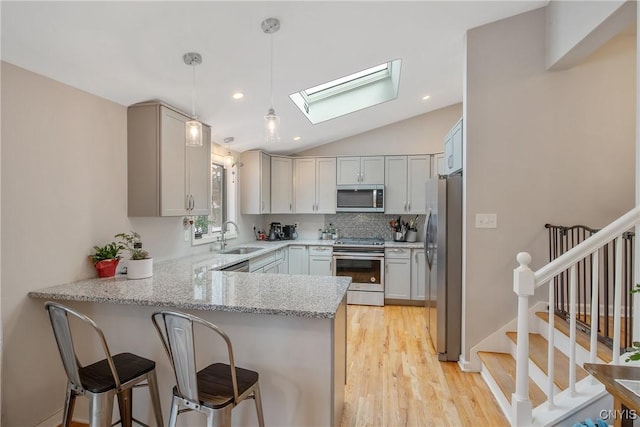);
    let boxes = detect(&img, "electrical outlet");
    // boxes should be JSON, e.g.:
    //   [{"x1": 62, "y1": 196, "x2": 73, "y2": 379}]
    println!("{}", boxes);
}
[{"x1": 294, "y1": 222, "x2": 299, "y2": 228}]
